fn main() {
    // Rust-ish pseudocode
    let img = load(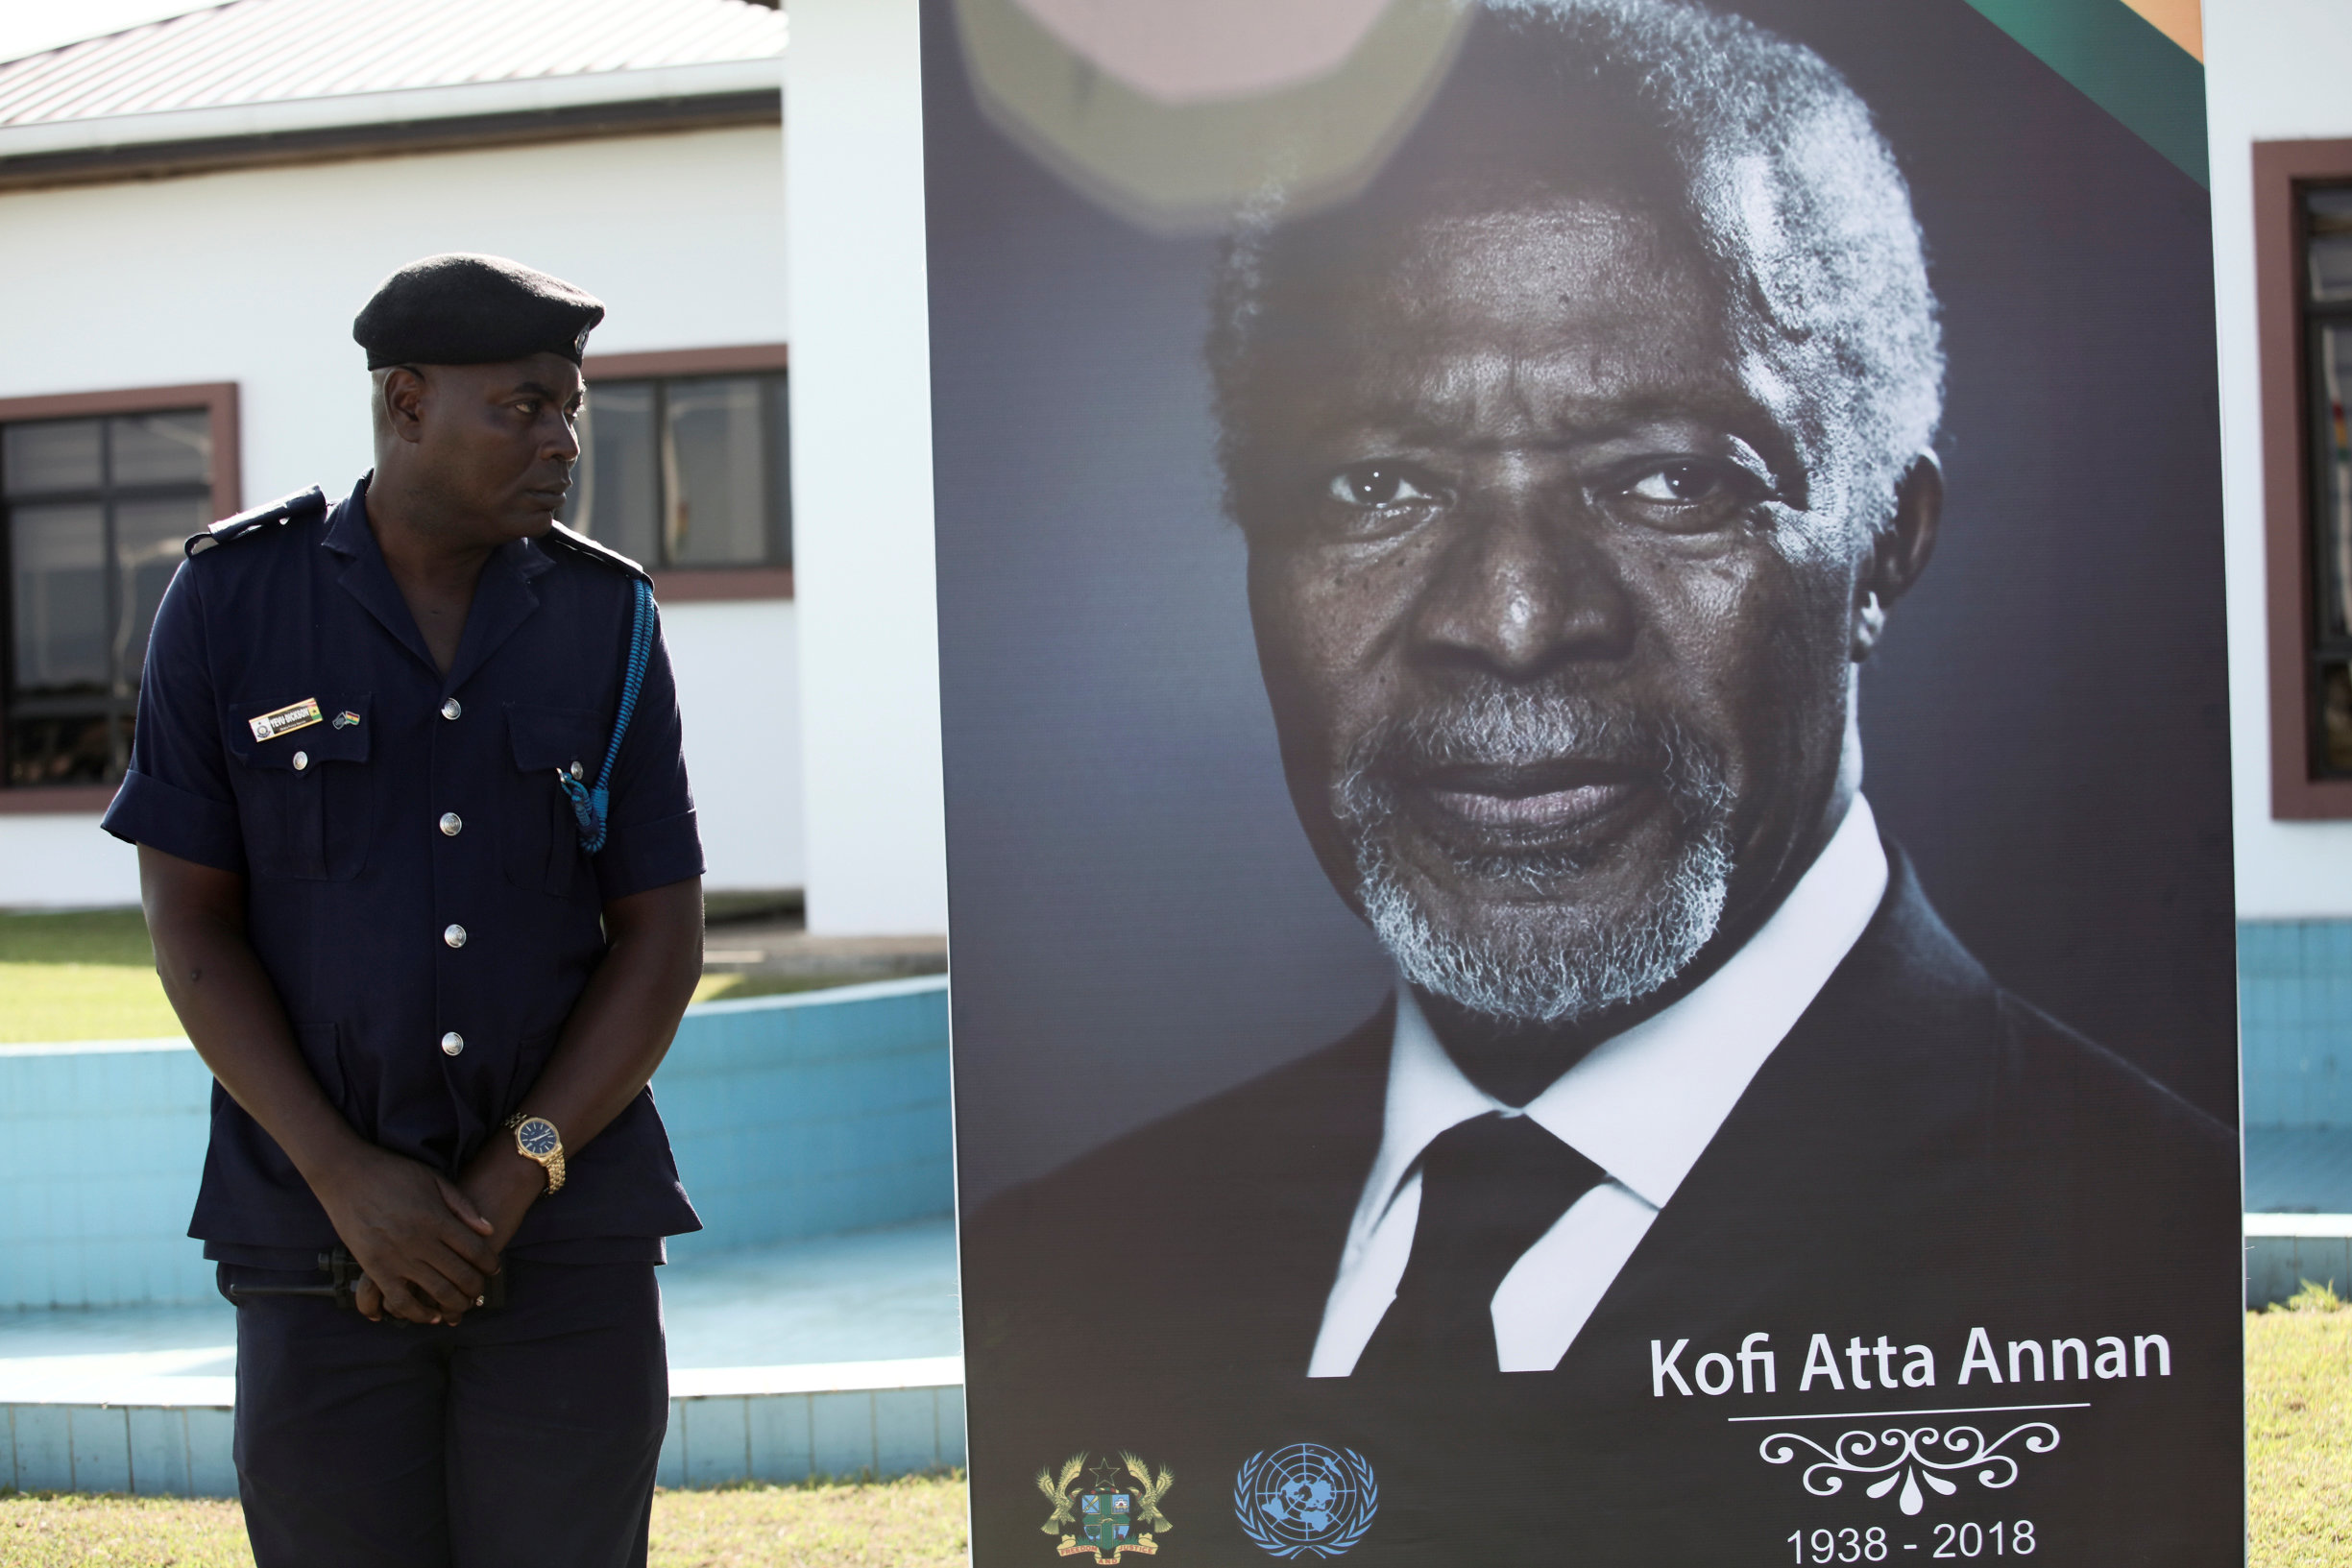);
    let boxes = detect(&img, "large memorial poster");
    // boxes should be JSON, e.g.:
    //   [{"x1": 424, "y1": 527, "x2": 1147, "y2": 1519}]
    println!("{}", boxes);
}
[{"x1": 924, "y1": 2, "x2": 2242, "y2": 1562}]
